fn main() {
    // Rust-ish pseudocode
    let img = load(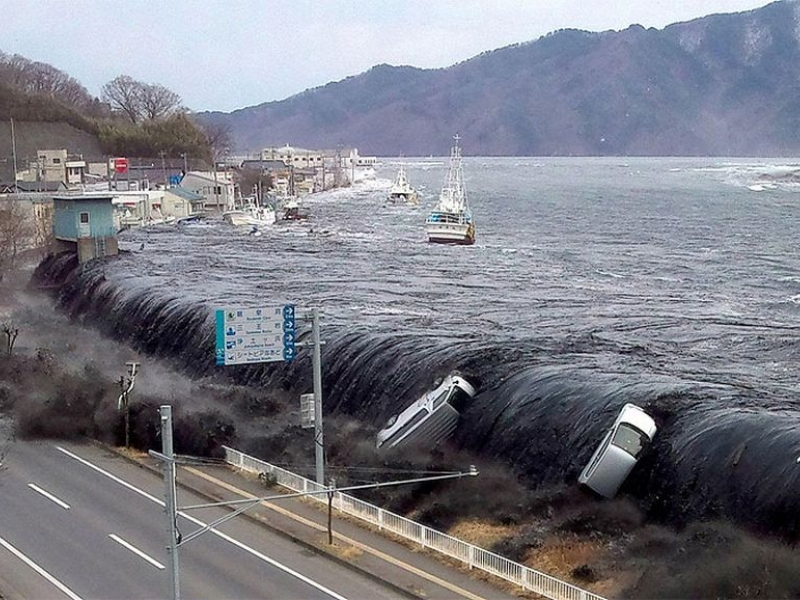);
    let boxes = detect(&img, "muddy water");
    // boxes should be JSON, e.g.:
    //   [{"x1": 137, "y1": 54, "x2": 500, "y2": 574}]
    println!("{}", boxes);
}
[{"x1": 36, "y1": 157, "x2": 800, "y2": 537}]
